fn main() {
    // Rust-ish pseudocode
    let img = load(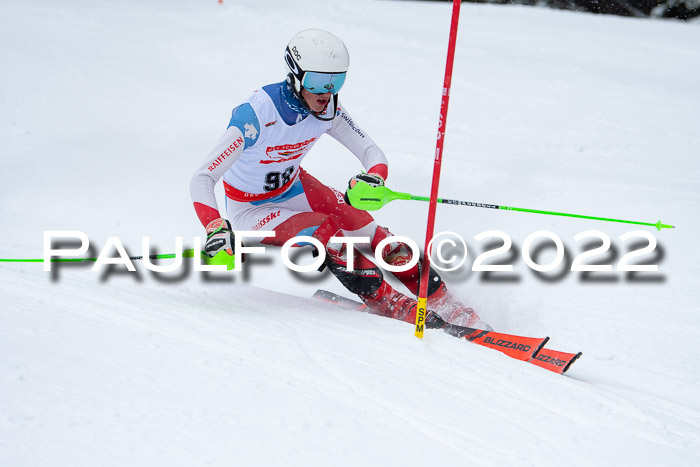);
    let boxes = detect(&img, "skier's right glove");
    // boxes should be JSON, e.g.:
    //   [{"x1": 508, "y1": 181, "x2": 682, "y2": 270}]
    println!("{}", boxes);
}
[
  {"x1": 344, "y1": 172, "x2": 385, "y2": 206},
  {"x1": 204, "y1": 218, "x2": 235, "y2": 259}
]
